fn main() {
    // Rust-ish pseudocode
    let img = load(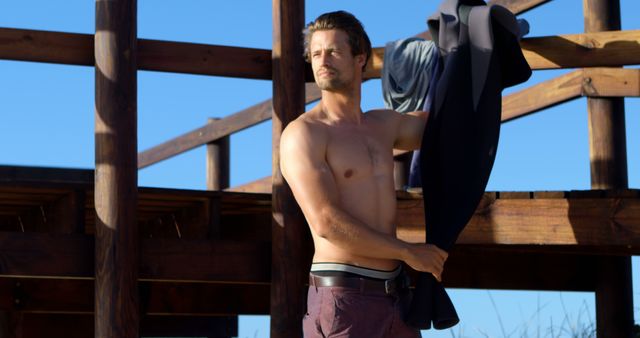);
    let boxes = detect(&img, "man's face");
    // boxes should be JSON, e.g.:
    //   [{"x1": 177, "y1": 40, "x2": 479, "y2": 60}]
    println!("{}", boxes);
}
[{"x1": 309, "y1": 29, "x2": 364, "y2": 92}]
